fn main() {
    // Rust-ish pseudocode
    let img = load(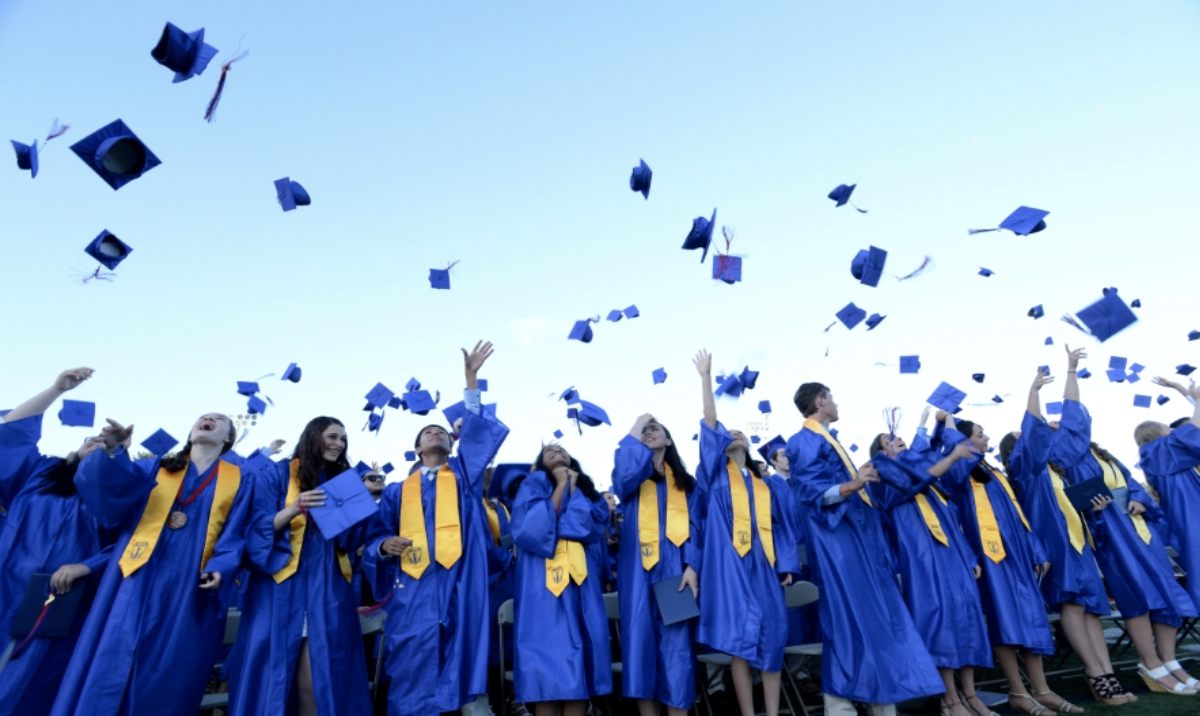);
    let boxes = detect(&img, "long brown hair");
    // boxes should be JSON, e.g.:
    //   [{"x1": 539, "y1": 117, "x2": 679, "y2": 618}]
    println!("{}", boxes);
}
[{"x1": 291, "y1": 417, "x2": 351, "y2": 491}]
